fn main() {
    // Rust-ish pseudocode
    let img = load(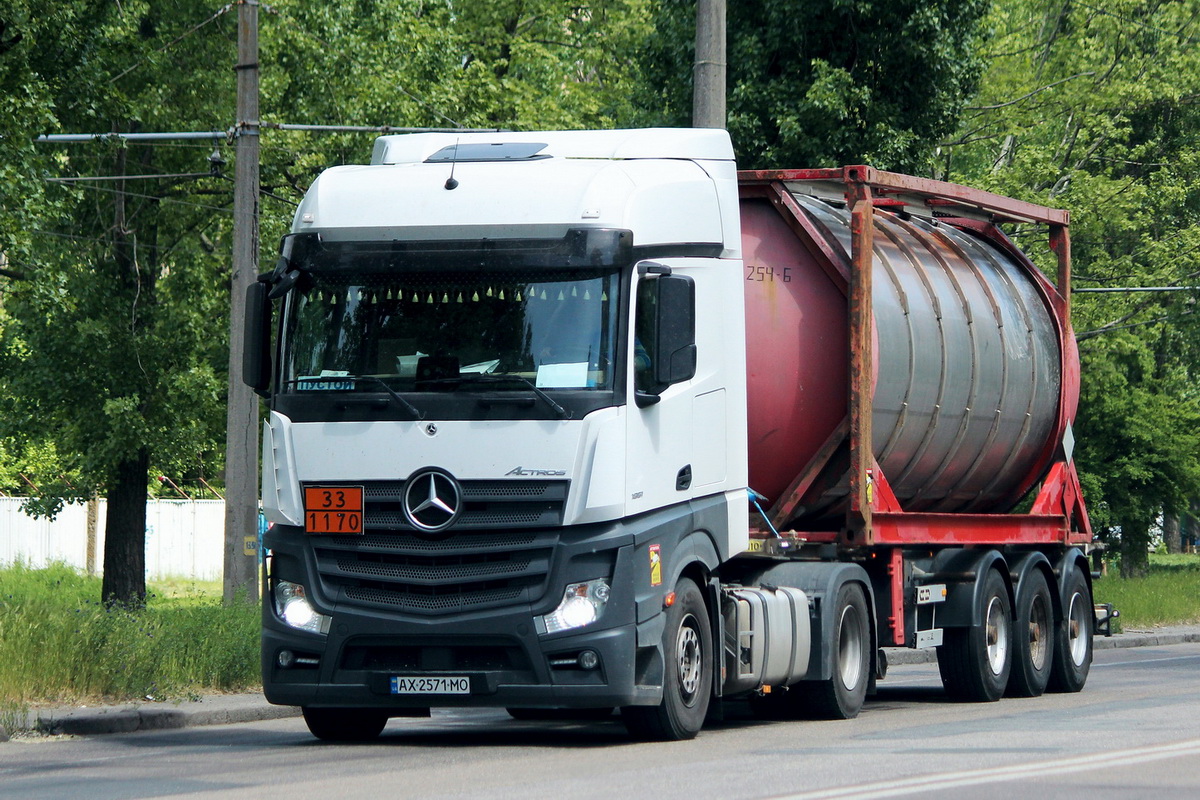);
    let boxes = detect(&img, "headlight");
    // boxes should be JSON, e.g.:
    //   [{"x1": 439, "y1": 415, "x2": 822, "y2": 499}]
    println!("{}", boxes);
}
[
  {"x1": 540, "y1": 579, "x2": 610, "y2": 634},
  {"x1": 273, "y1": 580, "x2": 331, "y2": 634}
]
